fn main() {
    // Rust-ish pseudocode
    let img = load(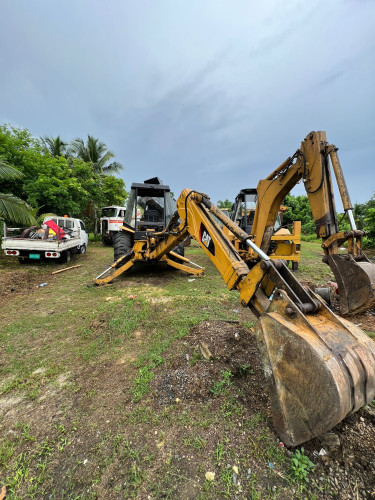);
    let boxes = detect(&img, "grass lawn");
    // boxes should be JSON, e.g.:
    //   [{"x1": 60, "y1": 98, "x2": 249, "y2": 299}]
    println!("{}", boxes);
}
[{"x1": 0, "y1": 240, "x2": 373, "y2": 499}]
